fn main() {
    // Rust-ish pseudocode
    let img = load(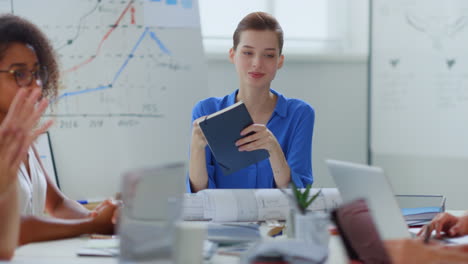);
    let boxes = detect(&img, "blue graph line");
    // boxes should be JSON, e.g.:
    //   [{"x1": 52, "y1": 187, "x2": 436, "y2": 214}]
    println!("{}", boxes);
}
[
  {"x1": 112, "y1": 28, "x2": 149, "y2": 84},
  {"x1": 149, "y1": 31, "x2": 171, "y2": 55},
  {"x1": 57, "y1": 28, "x2": 171, "y2": 101},
  {"x1": 166, "y1": 0, "x2": 177, "y2": 5},
  {"x1": 58, "y1": 85, "x2": 110, "y2": 100}
]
